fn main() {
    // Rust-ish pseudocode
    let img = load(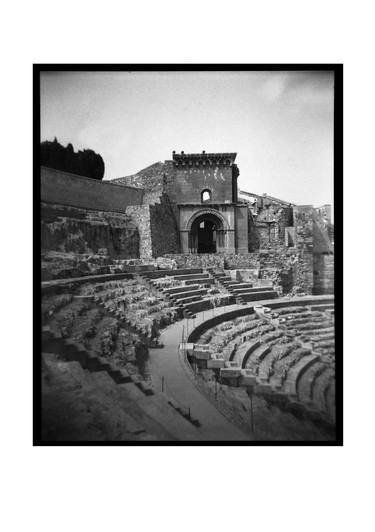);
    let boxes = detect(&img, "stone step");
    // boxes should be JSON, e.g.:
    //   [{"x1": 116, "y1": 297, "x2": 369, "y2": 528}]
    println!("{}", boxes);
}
[
  {"x1": 231, "y1": 287, "x2": 275, "y2": 295},
  {"x1": 163, "y1": 284, "x2": 200, "y2": 295},
  {"x1": 225, "y1": 282, "x2": 253, "y2": 289},
  {"x1": 174, "y1": 294, "x2": 203, "y2": 305},
  {"x1": 284, "y1": 354, "x2": 320, "y2": 395},
  {"x1": 142, "y1": 268, "x2": 203, "y2": 280},
  {"x1": 173, "y1": 273, "x2": 210, "y2": 281},
  {"x1": 184, "y1": 277, "x2": 215, "y2": 286},
  {"x1": 241, "y1": 291, "x2": 278, "y2": 302},
  {"x1": 170, "y1": 288, "x2": 208, "y2": 302},
  {"x1": 233, "y1": 340, "x2": 261, "y2": 366}
]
